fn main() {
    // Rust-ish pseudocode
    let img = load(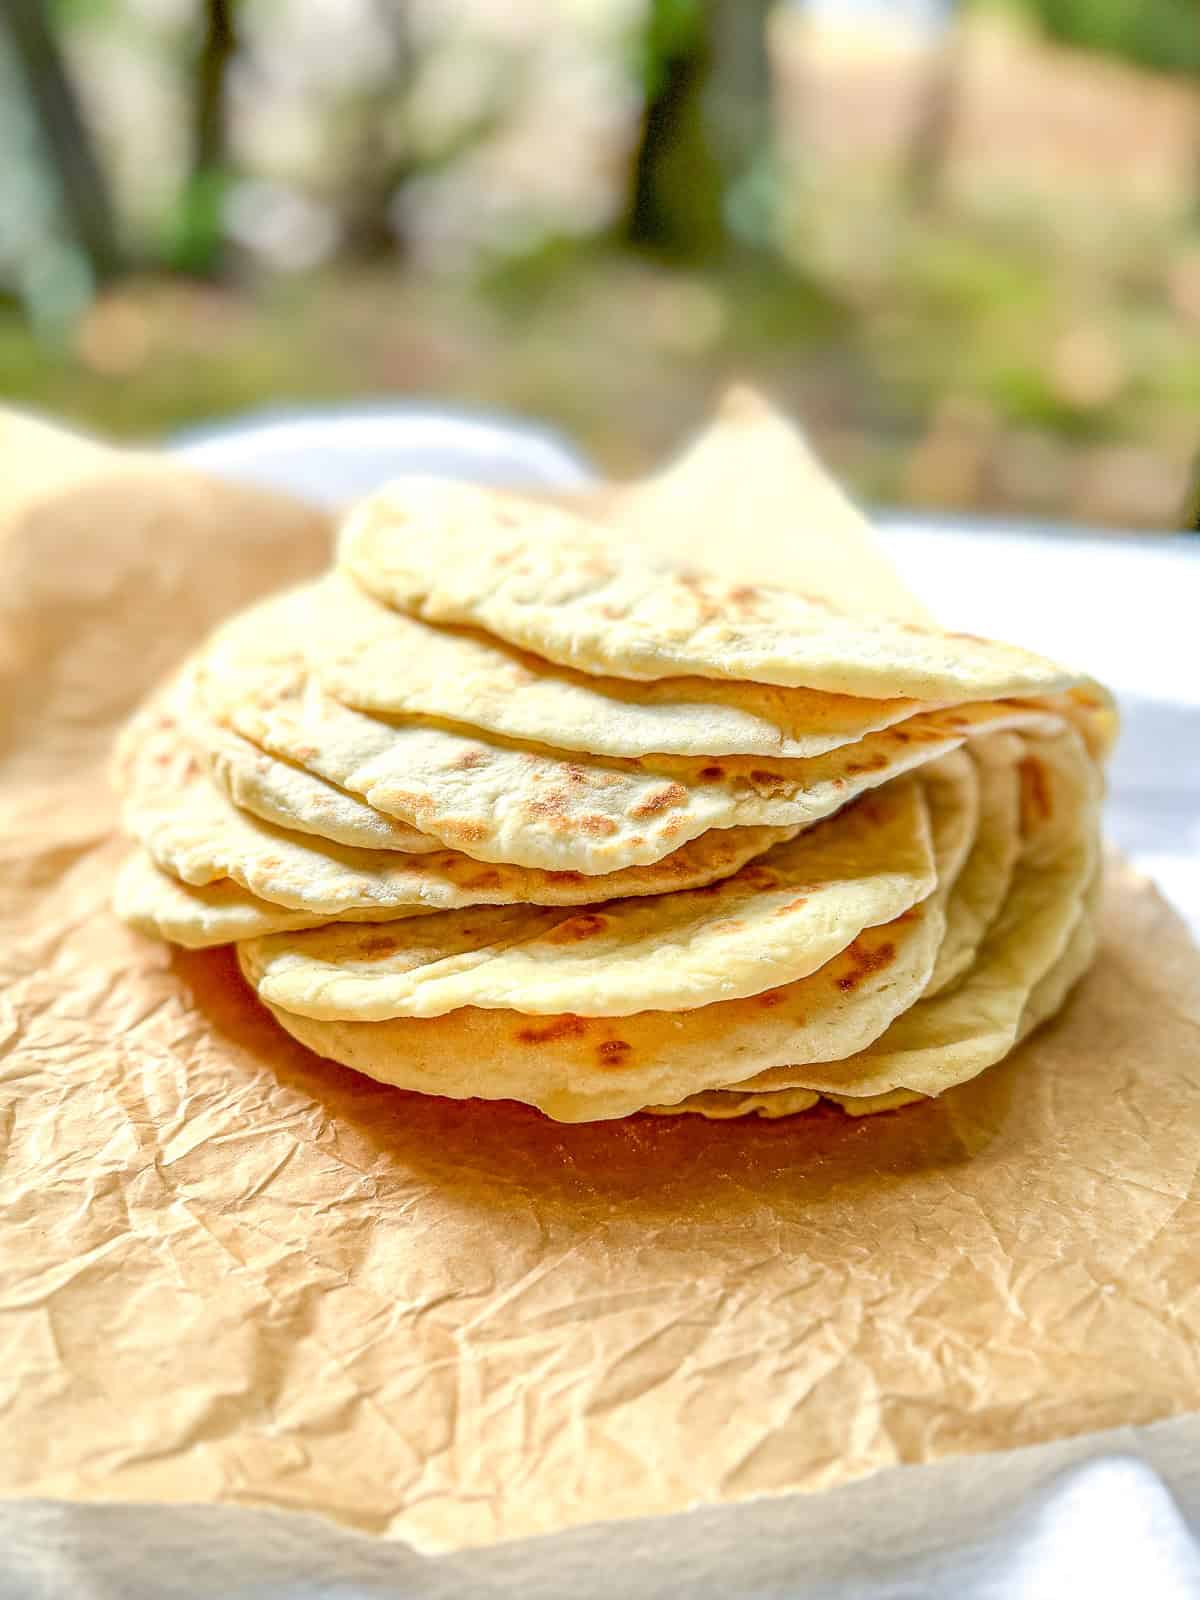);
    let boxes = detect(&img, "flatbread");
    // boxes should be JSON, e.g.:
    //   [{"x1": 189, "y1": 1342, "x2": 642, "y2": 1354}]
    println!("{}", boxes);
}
[
  {"x1": 247, "y1": 900, "x2": 942, "y2": 1123},
  {"x1": 198, "y1": 588, "x2": 1071, "y2": 875},
  {"x1": 236, "y1": 760, "x2": 977, "y2": 1122},
  {"x1": 238, "y1": 775, "x2": 937, "y2": 1020},
  {"x1": 115, "y1": 703, "x2": 797, "y2": 916},
  {"x1": 926, "y1": 733, "x2": 1022, "y2": 996},
  {"x1": 313, "y1": 572, "x2": 935, "y2": 760},
  {"x1": 113, "y1": 851, "x2": 433, "y2": 948},
  {"x1": 338, "y1": 477, "x2": 1080, "y2": 700},
  {"x1": 603, "y1": 385, "x2": 935, "y2": 623},
  {"x1": 668, "y1": 868, "x2": 1101, "y2": 1121},
  {"x1": 726, "y1": 728, "x2": 1099, "y2": 1102},
  {"x1": 184, "y1": 674, "x2": 442, "y2": 853}
]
